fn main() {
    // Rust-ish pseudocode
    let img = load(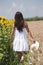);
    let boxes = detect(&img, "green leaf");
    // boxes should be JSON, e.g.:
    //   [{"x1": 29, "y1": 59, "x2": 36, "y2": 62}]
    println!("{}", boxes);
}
[{"x1": 0, "y1": 53, "x2": 3, "y2": 59}]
